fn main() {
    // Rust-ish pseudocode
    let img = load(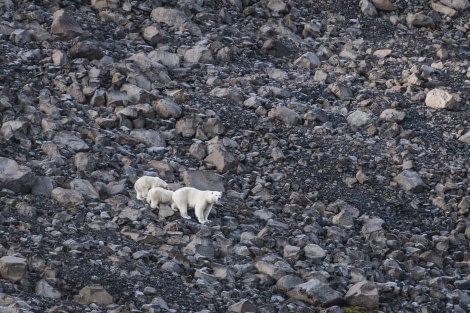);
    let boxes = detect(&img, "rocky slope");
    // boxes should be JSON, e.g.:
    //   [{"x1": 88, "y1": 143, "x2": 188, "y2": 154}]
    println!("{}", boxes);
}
[{"x1": 0, "y1": 0, "x2": 469, "y2": 312}]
